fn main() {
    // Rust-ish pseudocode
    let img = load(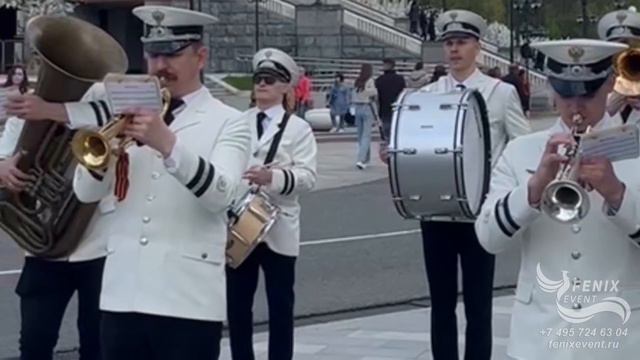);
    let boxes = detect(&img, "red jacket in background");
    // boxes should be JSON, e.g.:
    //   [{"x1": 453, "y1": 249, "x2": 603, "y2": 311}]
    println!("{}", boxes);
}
[{"x1": 295, "y1": 75, "x2": 312, "y2": 104}]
